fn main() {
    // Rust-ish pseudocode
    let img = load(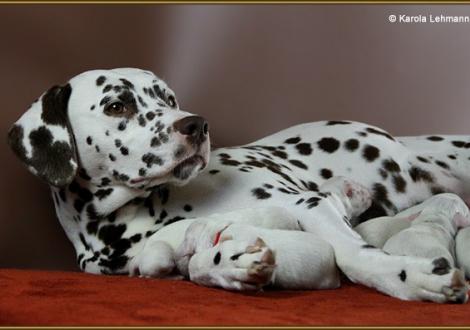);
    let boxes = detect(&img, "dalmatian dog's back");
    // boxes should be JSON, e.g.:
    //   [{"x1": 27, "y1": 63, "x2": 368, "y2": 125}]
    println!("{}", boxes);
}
[{"x1": 8, "y1": 68, "x2": 470, "y2": 303}]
